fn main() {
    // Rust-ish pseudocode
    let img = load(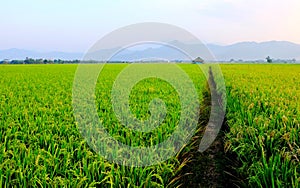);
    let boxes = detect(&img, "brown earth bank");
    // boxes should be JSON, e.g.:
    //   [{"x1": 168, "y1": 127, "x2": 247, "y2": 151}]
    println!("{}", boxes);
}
[{"x1": 171, "y1": 67, "x2": 245, "y2": 187}]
